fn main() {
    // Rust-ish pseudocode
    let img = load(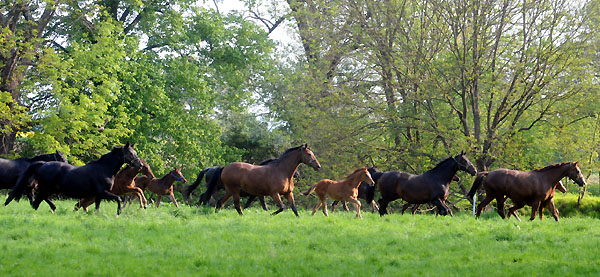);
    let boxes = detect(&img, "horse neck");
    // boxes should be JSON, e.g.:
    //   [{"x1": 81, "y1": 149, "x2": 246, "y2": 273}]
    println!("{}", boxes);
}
[
  {"x1": 27, "y1": 154, "x2": 53, "y2": 162},
  {"x1": 425, "y1": 159, "x2": 459, "y2": 183},
  {"x1": 348, "y1": 172, "x2": 365, "y2": 188},
  {"x1": 538, "y1": 165, "x2": 571, "y2": 187},
  {"x1": 94, "y1": 150, "x2": 125, "y2": 175},
  {"x1": 118, "y1": 167, "x2": 140, "y2": 179},
  {"x1": 158, "y1": 172, "x2": 176, "y2": 187},
  {"x1": 273, "y1": 151, "x2": 302, "y2": 179},
  {"x1": 371, "y1": 171, "x2": 384, "y2": 183}
]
